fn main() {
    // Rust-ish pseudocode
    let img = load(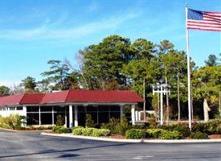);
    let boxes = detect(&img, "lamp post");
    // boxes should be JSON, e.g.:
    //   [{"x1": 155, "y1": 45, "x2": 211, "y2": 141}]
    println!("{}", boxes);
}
[{"x1": 152, "y1": 81, "x2": 170, "y2": 125}]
